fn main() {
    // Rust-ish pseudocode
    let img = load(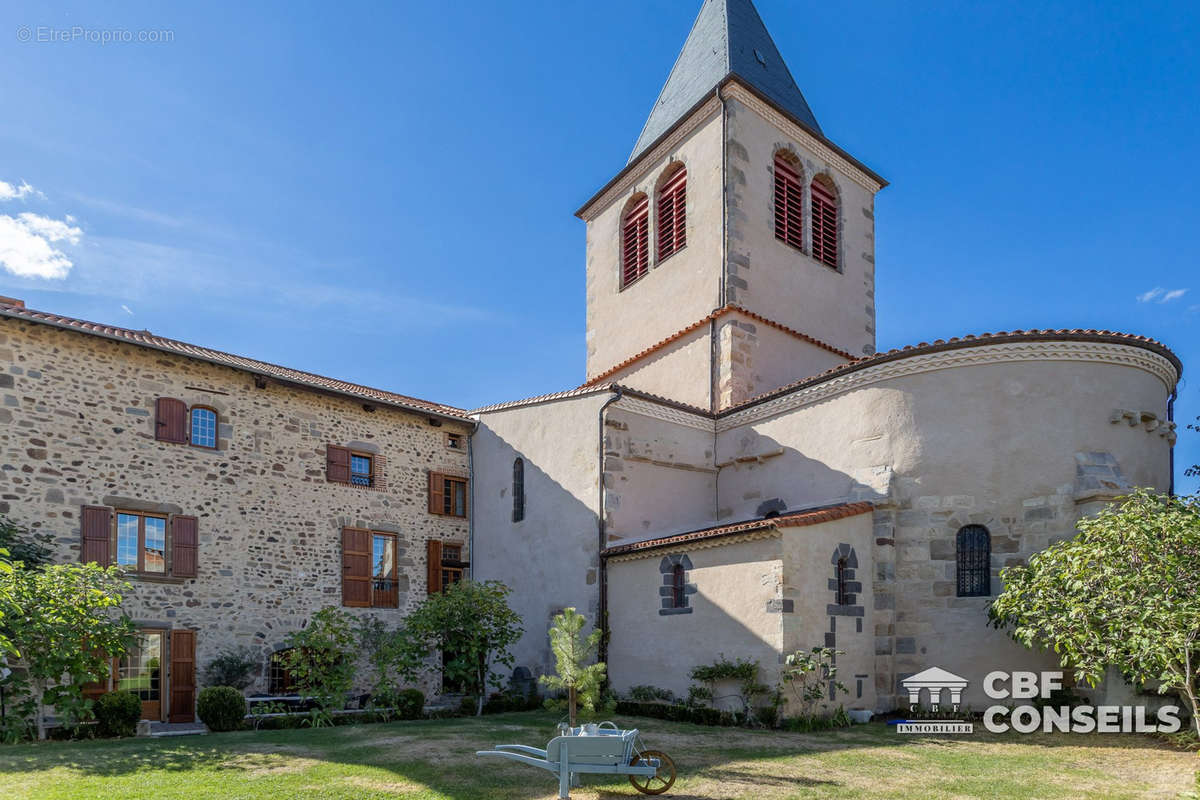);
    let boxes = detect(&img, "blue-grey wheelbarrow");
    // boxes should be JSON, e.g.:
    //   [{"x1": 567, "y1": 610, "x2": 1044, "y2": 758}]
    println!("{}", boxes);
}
[{"x1": 476, "y1": 724, "x2": 676, "y2": 797}]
